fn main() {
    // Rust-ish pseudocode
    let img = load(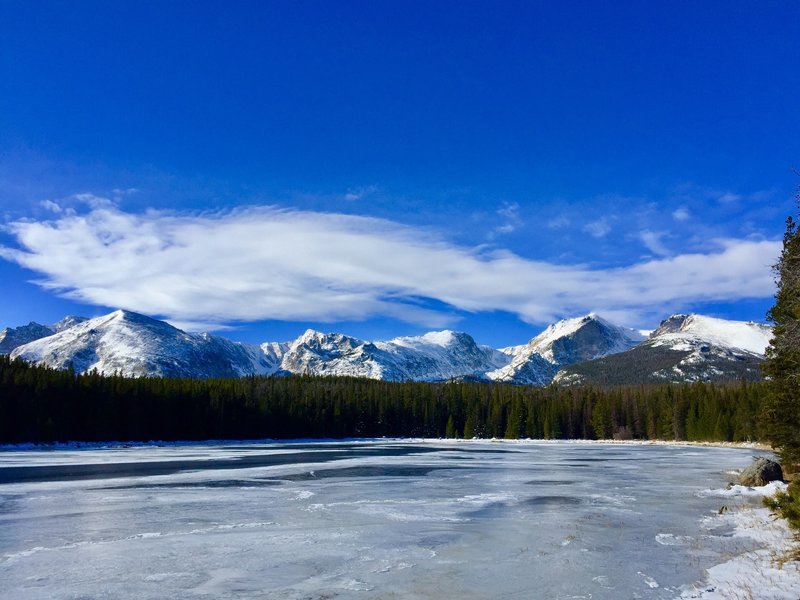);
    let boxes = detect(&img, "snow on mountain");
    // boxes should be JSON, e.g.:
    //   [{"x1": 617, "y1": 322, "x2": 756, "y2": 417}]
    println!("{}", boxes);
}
[
  {"x1": 380, "y1": 330, "x2": 510, "y2": 381},
  {"x1": 260, "y1": 340, "x2": 291, "y2": 371},
  {"x1": 53, "y1": 316, "x2": 88, "y2": 332},
  {"x1": 486, "y1": 351, "x2": 557, "y2": 386},
  {"x1": 648, "y1": 314, "x2": 771, "y2": 355},
  {"x1": 529, "y1": 313, "x2": 646, "y2": 363},
  {"x1": 6, "y1": 309, "x2": 770, "y2": 385},
  {"x1": 10, "y1": 310, "x2": 277, "y2": 378},
  {"x1": 0, "y1": 316, "x2": 88, "y2": 355},
  {"x1": 554, "y1": 314, "x2": 772, "y2": 385},
  {"x1": 277, "y1": 328, "x2": 508, "y2": 381},
  {"x1": 277, "y1": 329, "x2": 392, "y2": 379},
  {"x1": 6, "y1": 312, "x2": 509, "y2": 382},
  {"x1": 487, "y1": 314, "x2": 645, "y2": 384},
  {"x1": 0, "y1": 322, "x2": 55, "y2": 355},
  {"x1": 644, "y1": 314, "x2": 772, "y2": 382}
]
